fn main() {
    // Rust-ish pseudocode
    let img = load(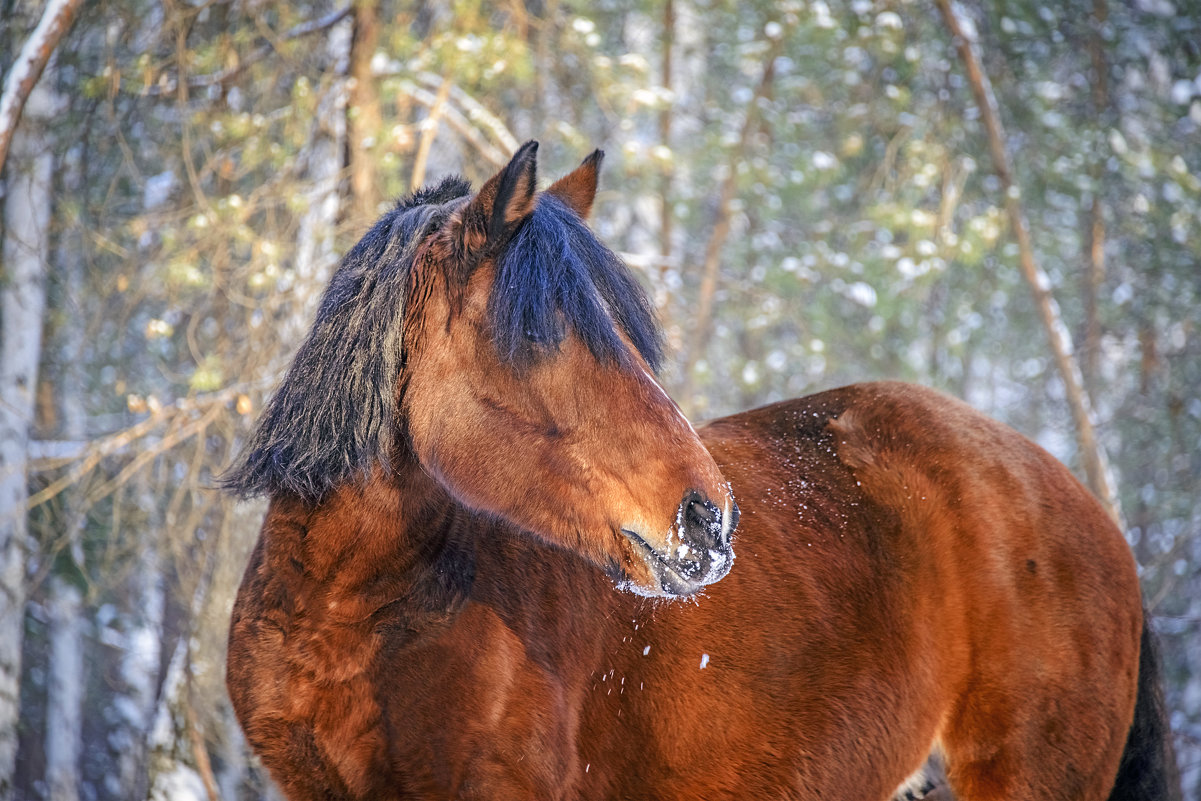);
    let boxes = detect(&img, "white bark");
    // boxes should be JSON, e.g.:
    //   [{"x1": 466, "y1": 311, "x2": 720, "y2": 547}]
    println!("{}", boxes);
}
[
  {"x1": 118, "y1": 525, "x2": 164, "y2": 801},
  {"x1": 44, "y1": 577, "x2": 83, "y2": 801},
  {"x1": 41, "y1": 143, "x2": 87, "y2": 801},
  {"x1": 0, "y1": 73, "x2": 56, "y2": 793},
  {"x1": 290, "y1": 18, "x2": 351, "y2": 336},
  {"x1": 147, "y1": 640, "x2": 207, "y2": 801}
]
